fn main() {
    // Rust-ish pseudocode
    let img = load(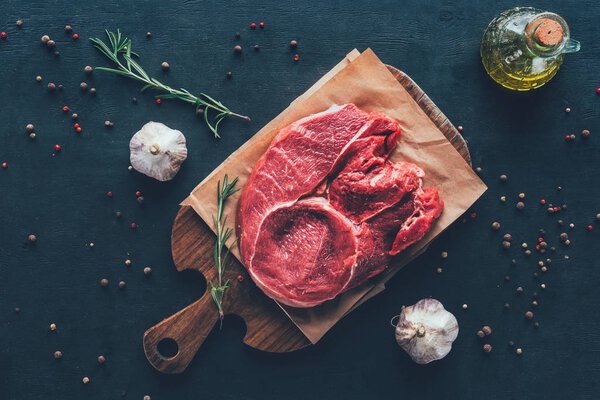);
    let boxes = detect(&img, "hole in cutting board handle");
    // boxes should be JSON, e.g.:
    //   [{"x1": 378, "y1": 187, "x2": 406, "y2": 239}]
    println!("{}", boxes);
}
[{"x1": 156, "y1": 338, "x2": 179, "y2": 359}]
